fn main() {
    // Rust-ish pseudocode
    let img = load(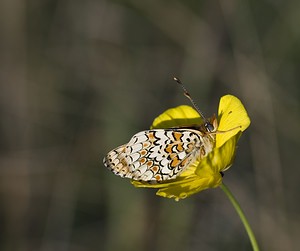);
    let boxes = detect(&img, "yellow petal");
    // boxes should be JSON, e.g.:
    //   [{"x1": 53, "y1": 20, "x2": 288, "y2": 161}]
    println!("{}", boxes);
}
[
  {"x1": 151, "y1": 105, "x2": 202, "y2": 129},
  {"x1": 196, "y1": 131, "x2": 241, "y2": 173},
  {"x1": 131, "y1": 171, "x2": 222, "y2": 201},
  {"x1": 156, "y1": 174, "x2": 222, "y2": 201},
  {"x1": 216, "y1": 95, "x2": 251, "y2": 148}
]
